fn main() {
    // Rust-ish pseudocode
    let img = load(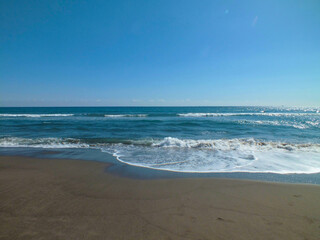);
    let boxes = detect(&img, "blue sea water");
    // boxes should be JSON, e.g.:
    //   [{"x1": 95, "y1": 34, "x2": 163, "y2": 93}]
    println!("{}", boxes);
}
[{"x1": 1, "y1": 106, "x2": 320, "y2": 174}]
